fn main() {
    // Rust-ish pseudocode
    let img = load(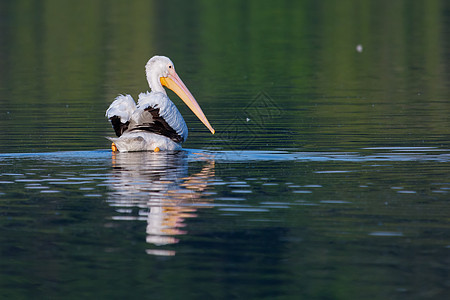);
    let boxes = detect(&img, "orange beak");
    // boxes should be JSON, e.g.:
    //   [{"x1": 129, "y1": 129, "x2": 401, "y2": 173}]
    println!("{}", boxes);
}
[{"x1": 160, "y1": 69, "x2": 215, "y2": 134}]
